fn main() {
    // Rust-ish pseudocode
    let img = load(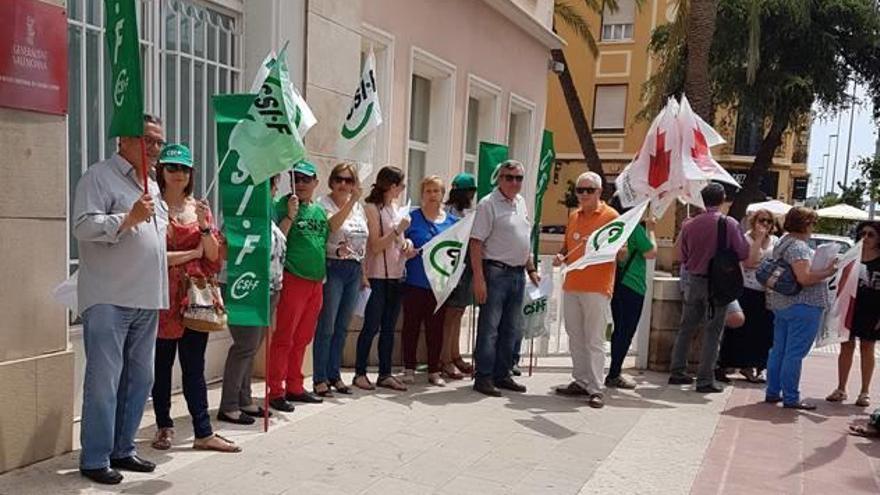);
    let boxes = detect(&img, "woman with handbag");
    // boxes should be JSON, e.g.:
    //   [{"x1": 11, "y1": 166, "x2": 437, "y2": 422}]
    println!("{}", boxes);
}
[
  {"x1": 764, "y1": 206, "x2": 837, "y2": 410},
  {"x1": 353, "y1": 166, "x2": 415, "y2": 391},
  {"x1": 826, "y1": 221, "x2": 880, "y2": 407},
  {"x1": 151, "y1": 144, "x2": 239, "y2": 452},
  {"x1": 717, "y1": 209, "x2": 778, "y2": 383}
]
